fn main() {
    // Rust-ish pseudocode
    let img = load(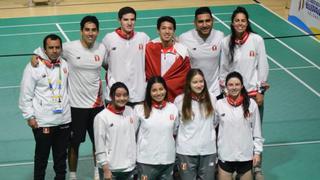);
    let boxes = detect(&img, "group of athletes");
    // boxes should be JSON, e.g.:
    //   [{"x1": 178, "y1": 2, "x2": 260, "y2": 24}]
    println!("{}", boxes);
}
[{"x1": 18, "y1": 5, "x2": 269, "y2": 180}]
